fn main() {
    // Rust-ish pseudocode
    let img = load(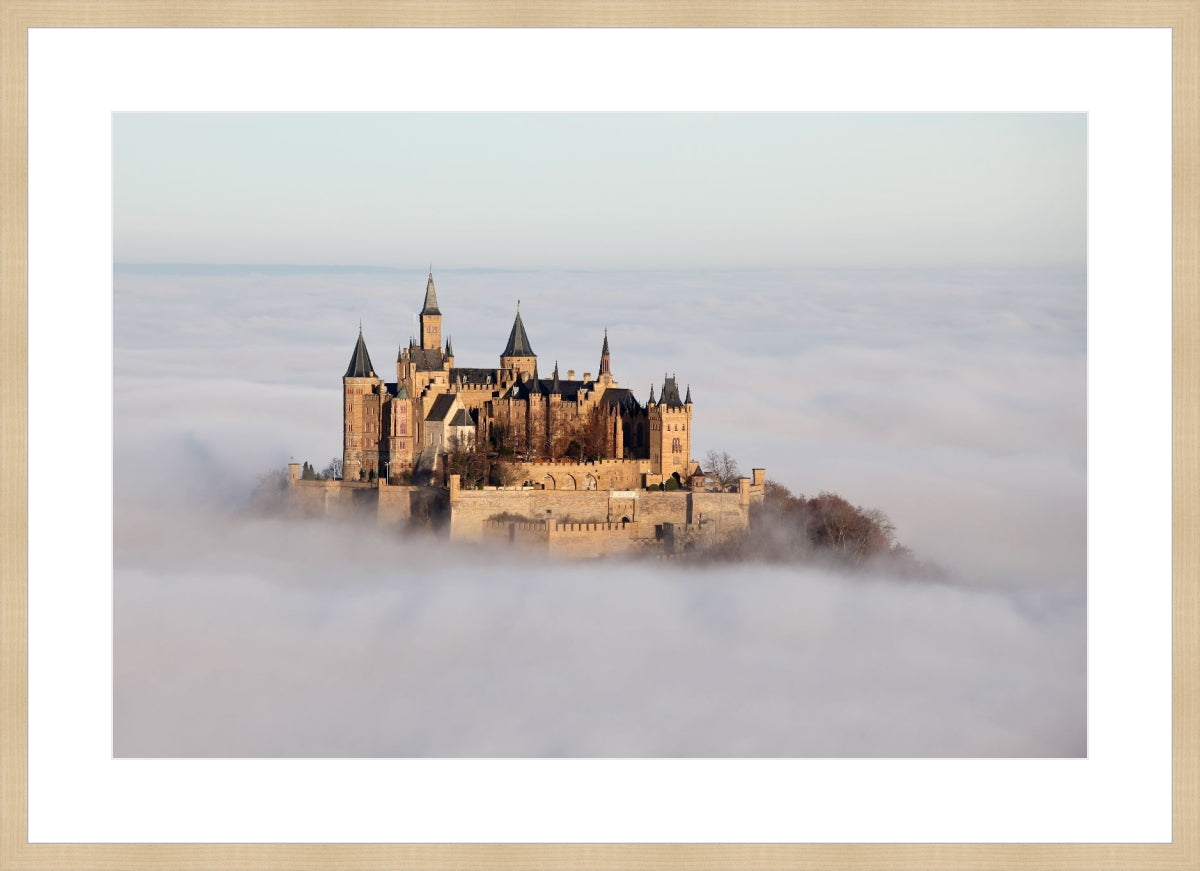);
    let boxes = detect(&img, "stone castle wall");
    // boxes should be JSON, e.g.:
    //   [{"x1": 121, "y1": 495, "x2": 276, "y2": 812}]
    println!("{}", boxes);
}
[
  {"x1": 511, "y1": 458, "x2": 651, "y2": 491},
  {"x1": 482, "y1": 518, "x2": 644, "y2": 558},
  {"x1": 286, "y1": 463, "x2": 765, "y2": 557}
]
